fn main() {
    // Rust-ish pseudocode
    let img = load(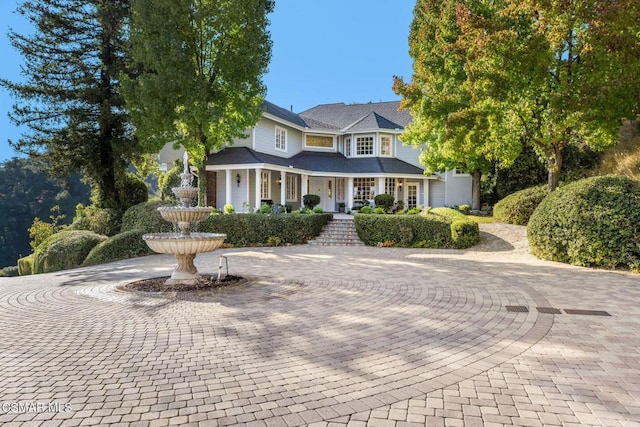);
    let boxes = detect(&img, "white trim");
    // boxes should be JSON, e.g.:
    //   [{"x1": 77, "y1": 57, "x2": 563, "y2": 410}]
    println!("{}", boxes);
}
[
  {"x1": 452, "y1": 168, "x2": 470, "y2": 177},
  {"x1": 355, "y1": 134, "x2": 375, "y2": 157}
]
